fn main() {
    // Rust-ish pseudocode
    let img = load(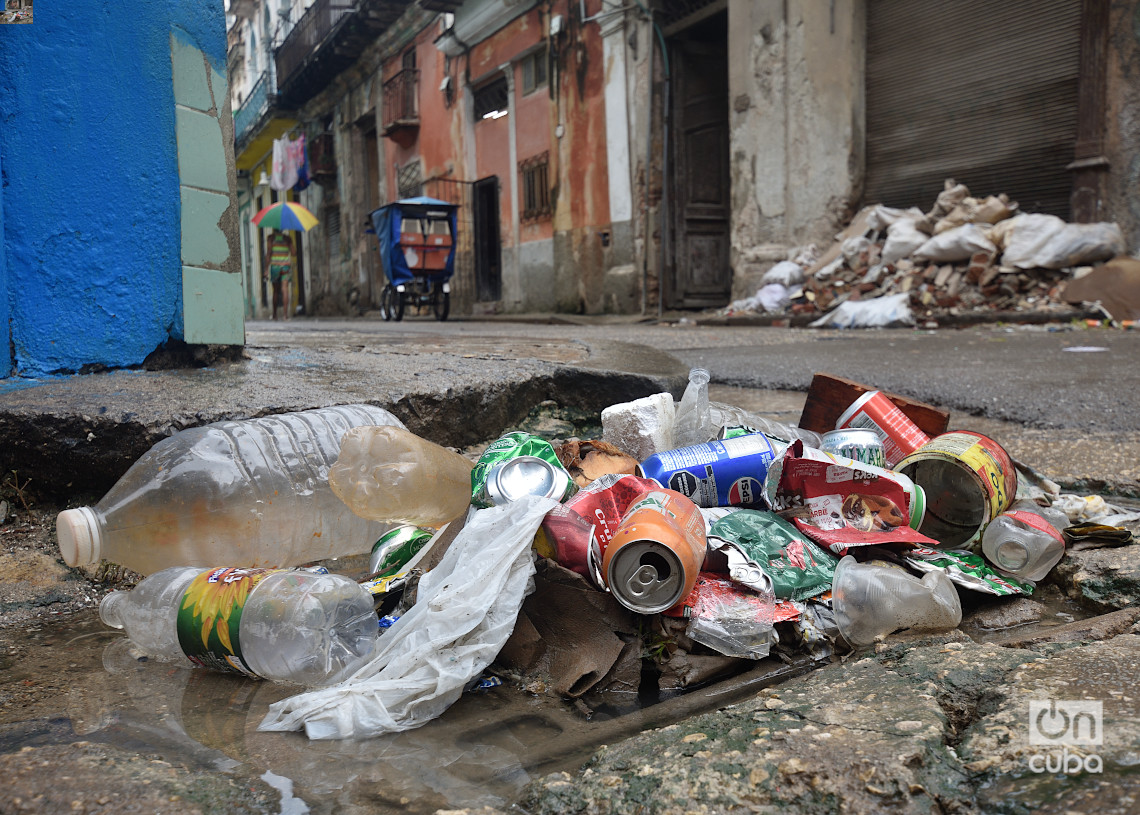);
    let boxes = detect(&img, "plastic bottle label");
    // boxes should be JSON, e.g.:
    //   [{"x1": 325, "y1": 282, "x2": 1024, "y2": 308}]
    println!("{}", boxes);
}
[
  {"x1": 176, "y1": 567, "x2": 281, "y2": 678},
  {"x1": 1006, "y1": 510, "x2": 1065, "y2": 543}
]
